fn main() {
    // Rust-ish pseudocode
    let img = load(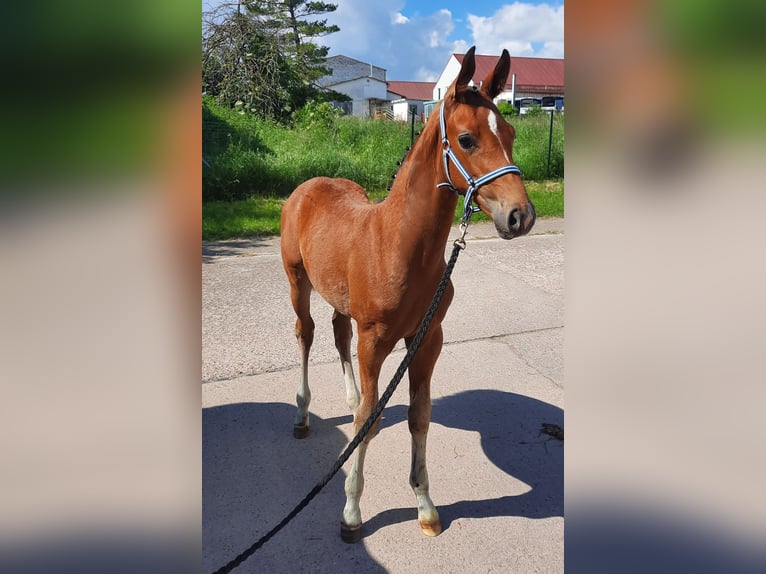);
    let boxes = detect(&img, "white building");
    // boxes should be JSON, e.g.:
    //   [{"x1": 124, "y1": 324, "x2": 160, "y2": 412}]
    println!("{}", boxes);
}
[
  {"x1": 386, "y1": 81, "x2": 436, "y2": 121},
  {"x1": 432, "y1": 53, "x2": 564, "y2": 115},
  {"x1": 317, "y1": 55, "x2": 390, "y2": 118}
]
